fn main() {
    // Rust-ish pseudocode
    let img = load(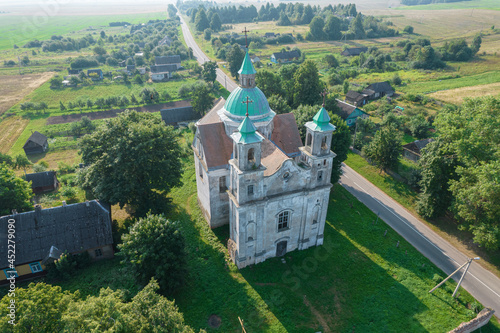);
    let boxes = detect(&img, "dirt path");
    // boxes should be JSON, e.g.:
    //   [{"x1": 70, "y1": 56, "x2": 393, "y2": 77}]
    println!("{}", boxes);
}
[
  {"x1": 303, "y1": 295, "x2": 331, "y2": 333},
  {"x1": 46, "y1": 100, "x2": 192, "y2": 125},
  {"x1": 0, "y1": 72, "x2": 53, "y2": 116}
]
